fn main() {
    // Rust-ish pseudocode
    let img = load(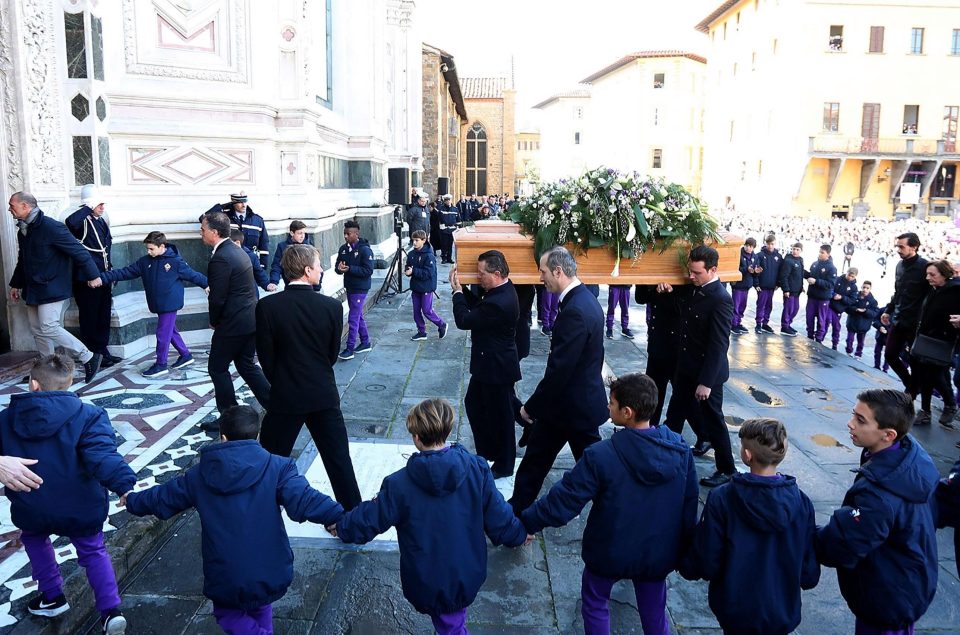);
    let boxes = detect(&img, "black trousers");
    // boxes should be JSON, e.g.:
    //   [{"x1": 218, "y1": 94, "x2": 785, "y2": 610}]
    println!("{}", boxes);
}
[
  {"x1": 885, "y1": 323, "x2": 914, "y2": 392},
  {"x1": 645, "y1": 349, "x2": 679, "y2": 427},
  {"x1": 208, "y1": 333, "x2": 271, "y2": 412},
  {"x1": 439, "y1": 233, "x2": 454, "y2": 262},
  {"x1": 260, "y1": 408, "x2": 362, "y2": 510},
  {"x1": 72, "y1": 281, "x2": 112, "y2": 354},
  {"x1": 509, "y1": 421, "x2": 601, "y2": 515},
  {"x1": 913, "y1": 360, "x2": 956, "y2": 411},
  {"x1": 464, "y1": 378, "x2": 517, "y2": 475},
  {"x1": 673, "y1": 375, "x2": 735, "y2": 475}
]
